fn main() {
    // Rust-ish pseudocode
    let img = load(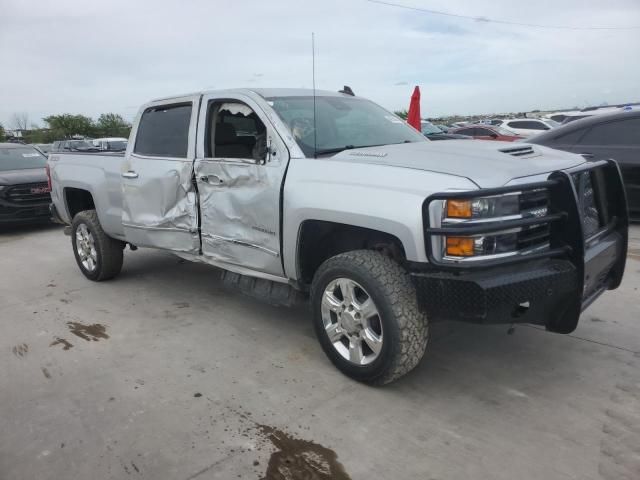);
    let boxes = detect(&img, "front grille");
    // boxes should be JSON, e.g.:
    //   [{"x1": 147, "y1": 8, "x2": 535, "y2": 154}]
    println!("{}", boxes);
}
[
  {"x1": 572, "y1": 172, "x2": 602, "y2": 238},
  {"x1": 517, "y1": 189, "x2": 550, "y2": 251},
  {"x1": 4, "y1": 183, "x2": 51, "y2": 206}
]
